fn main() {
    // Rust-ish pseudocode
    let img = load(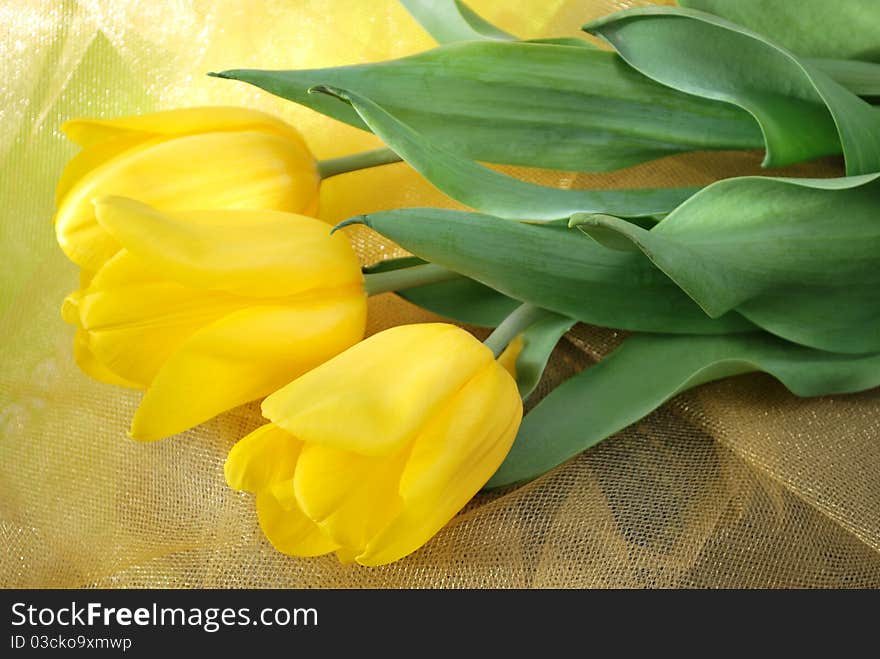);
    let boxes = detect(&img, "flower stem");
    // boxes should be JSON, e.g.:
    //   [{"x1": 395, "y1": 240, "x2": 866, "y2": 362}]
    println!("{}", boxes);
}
[
  {"x1": 363, "y1": 263, "x2": 461, "y2": 296},
  {"x1": 317, "y1": 147, "x2": 402, "y2": 179},
  {"x1": 483, "y1": 303, "x2": 545, "y2": 357}
]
